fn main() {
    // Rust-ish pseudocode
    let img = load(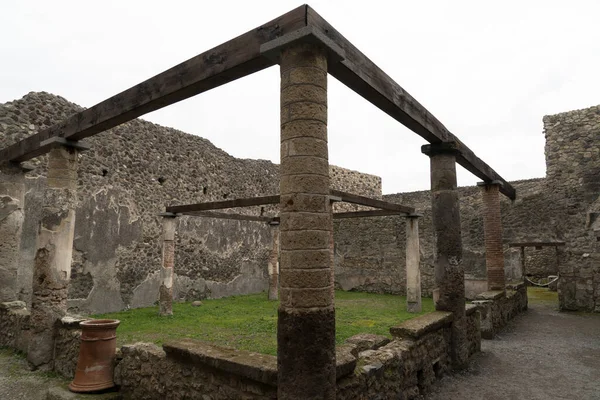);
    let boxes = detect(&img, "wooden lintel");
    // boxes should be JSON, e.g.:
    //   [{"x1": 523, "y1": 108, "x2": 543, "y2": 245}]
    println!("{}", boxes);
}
[
  {"x1": 0, "y1": 6, "x2": 307, "y2": 163},
  {"x1": 307, "y1": 7, "x2": 516, "y2": 200},
  {"x1": 167, "y1": 195, "x2": 280, "y2": 214},
  {"x1": 330, "y1": 189, "x2": 415, "y2": 214},
  {"x1": 181, "y1": 211, "x2": 274, "y2": 223},
  {"x1": 333, "y1": 209, "x2": 407, "y2": 219},
  {"x1": 508, "y1": 241, "x2": 566, "y2": 248}
]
